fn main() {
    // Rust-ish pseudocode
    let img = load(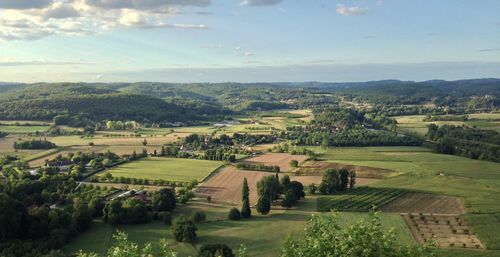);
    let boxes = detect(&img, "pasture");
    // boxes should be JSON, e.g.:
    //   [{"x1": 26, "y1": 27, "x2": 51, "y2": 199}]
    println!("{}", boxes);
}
[{"x1": 102, "y1": 157, "x2": 223, "y2": 182}]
